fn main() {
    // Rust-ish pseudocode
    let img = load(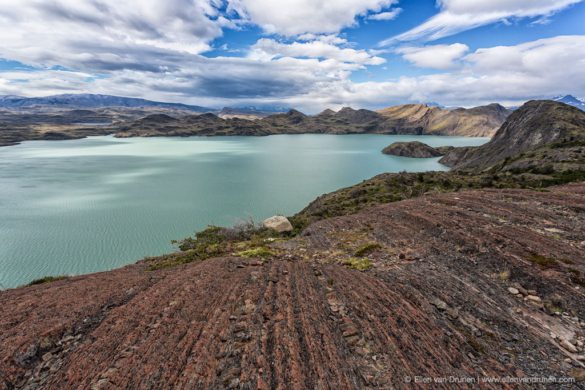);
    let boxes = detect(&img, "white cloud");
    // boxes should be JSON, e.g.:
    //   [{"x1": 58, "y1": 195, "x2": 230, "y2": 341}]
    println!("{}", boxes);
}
[
  {"x1": 368, "y1": 8, "x2": 402, "y2": 21},
  {"x1": 0, "y1": 0, "x2": 583, "y2": 115},
  {"x1": 227, "y1": 0, "x2": 397, "y2": 35},
  {"x1": 396, "y1": 43, "x2": 469, "y2": 69},
  {"x1": 249, "y1": 38, "x2": 385, "y2": 65},
  {"x1": 381, "y1": 0, "x2": 583, "y2": 44},
  {"x1": 0, "y1": 0, "x2": 225, "y2": 70}
]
